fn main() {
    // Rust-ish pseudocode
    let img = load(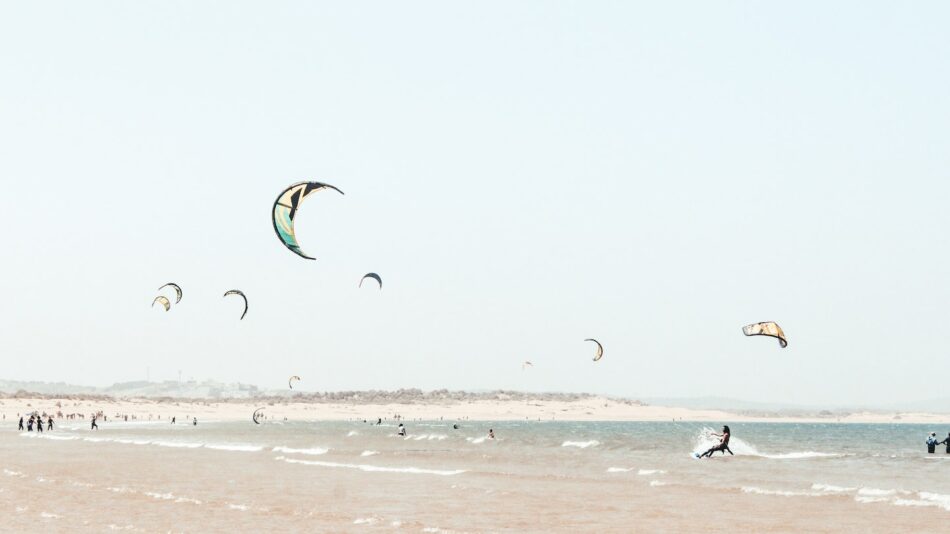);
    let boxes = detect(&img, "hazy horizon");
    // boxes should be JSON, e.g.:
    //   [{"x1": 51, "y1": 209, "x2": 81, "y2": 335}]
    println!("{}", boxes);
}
[{"x1": 1, "y1": 2, "x2": 948, "y2": 406}]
